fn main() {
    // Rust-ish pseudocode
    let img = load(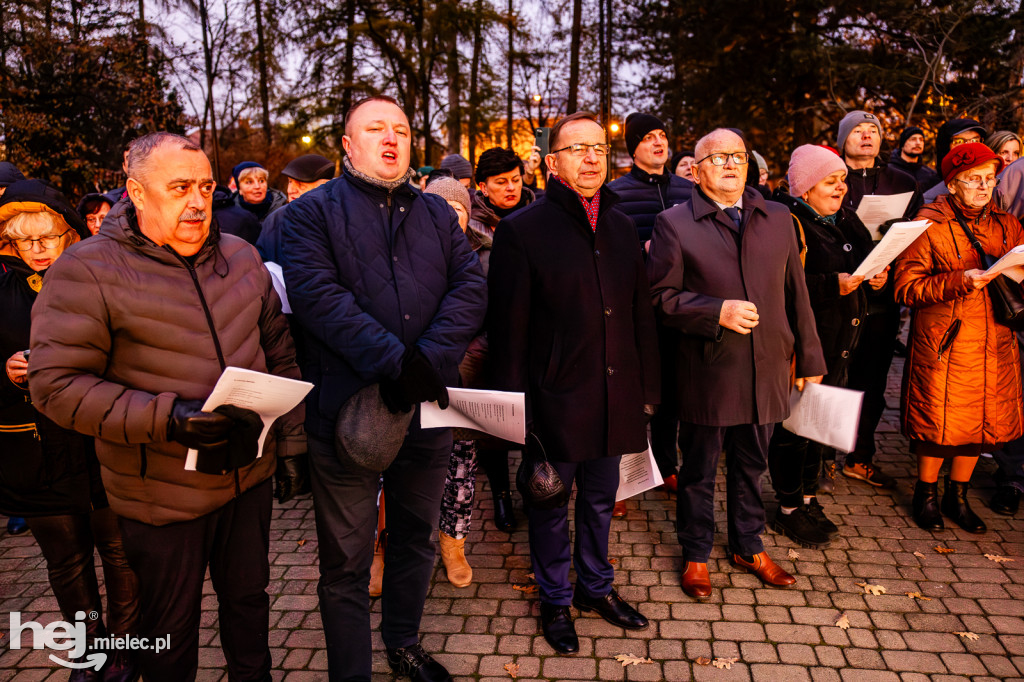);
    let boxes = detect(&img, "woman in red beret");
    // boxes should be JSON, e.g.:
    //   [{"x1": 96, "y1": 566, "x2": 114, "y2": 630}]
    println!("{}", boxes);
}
[{"x1": 894, "y1": 142, "x2": 1024, "y2": 533}]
